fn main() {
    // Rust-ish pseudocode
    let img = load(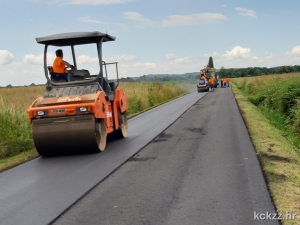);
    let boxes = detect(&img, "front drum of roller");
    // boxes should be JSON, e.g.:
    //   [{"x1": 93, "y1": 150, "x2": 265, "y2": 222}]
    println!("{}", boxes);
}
[{"x1": 32, "y1": 115, "x2": 106, "y2": 156}]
